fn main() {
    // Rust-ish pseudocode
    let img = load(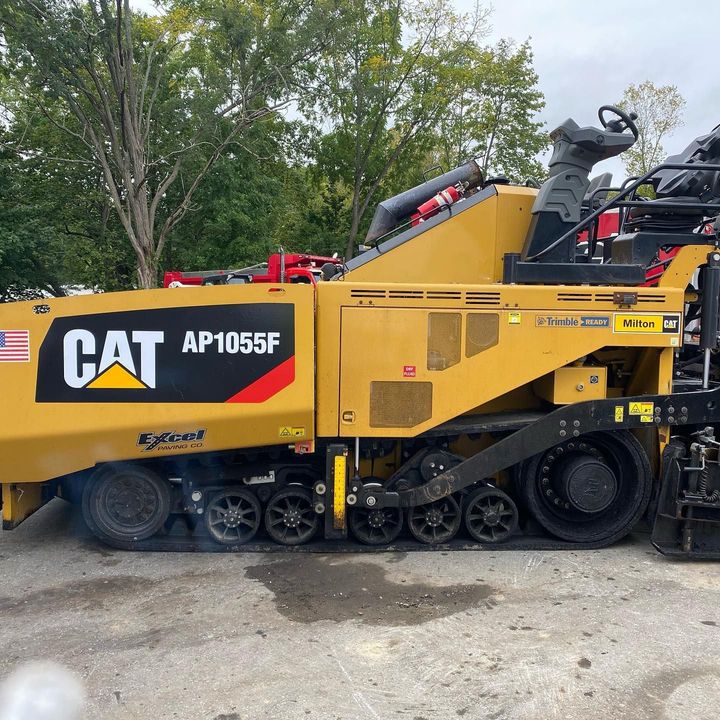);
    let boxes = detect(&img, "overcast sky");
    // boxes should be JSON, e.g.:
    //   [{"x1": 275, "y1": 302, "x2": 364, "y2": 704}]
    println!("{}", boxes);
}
[
  {"x1": 472, "y1": 0, "x2": 720, "y2": 178},
  {"x1": 132, "y1": 0, "x2": 718, "y2": 179}
]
